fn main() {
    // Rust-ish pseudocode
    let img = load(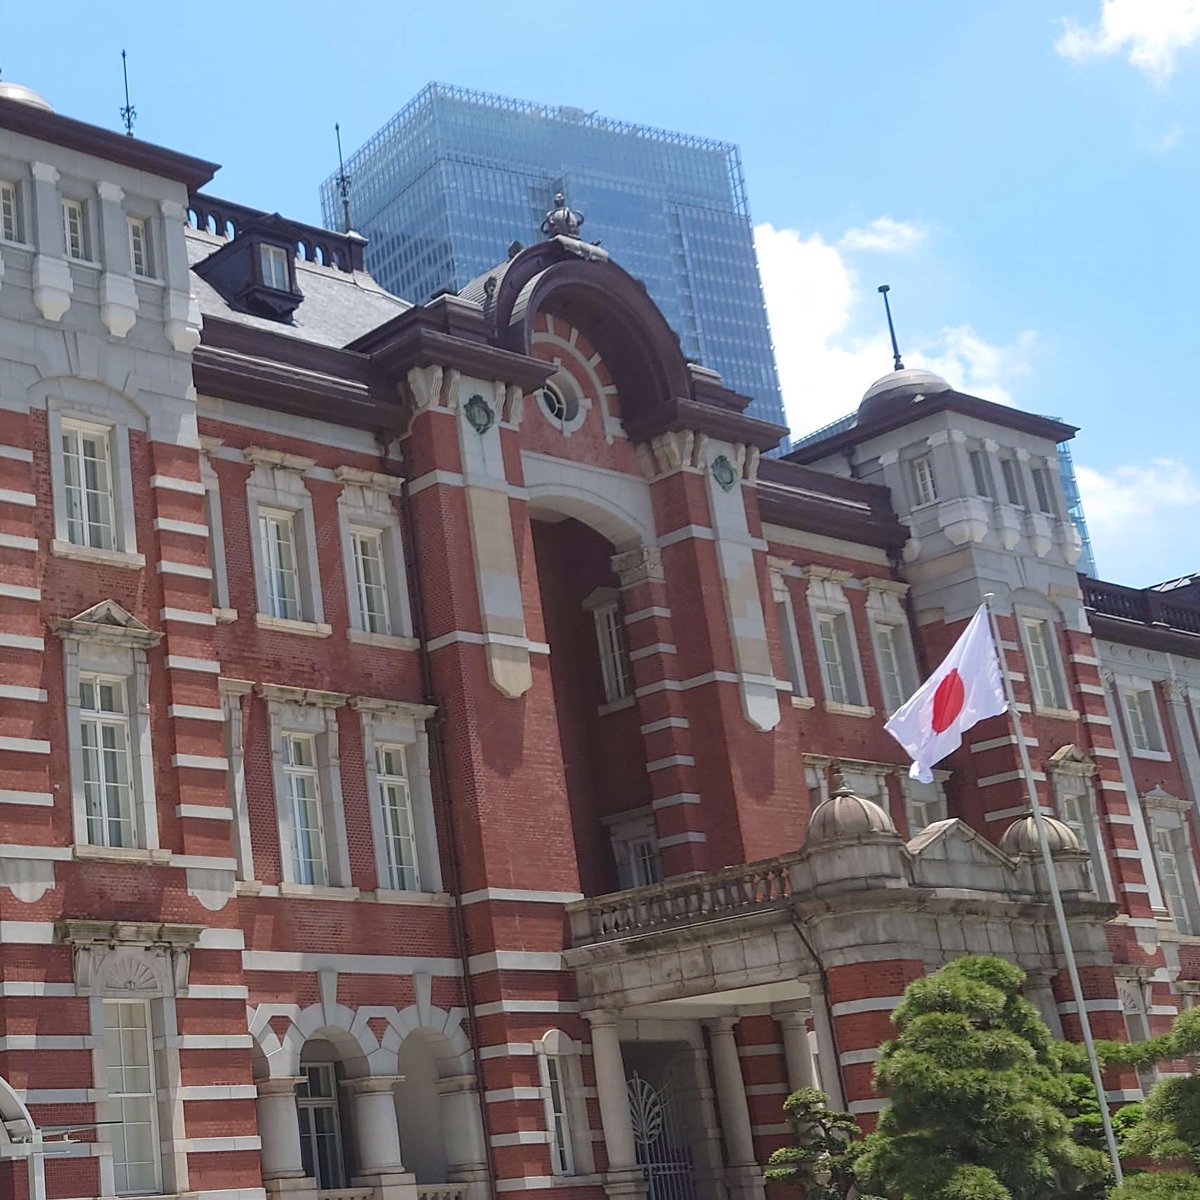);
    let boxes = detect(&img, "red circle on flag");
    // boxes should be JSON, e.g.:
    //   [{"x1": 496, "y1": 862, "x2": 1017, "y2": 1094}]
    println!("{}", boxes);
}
[{"x1": 931, "y1": 669, "x2": 965, "y2": 733}]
